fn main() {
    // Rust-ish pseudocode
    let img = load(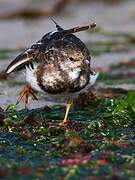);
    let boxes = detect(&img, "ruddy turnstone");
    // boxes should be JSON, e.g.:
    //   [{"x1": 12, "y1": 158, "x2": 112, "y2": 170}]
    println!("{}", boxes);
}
[{"x1": 5, "y1": 19, "x2": 97, "y2": 125}]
